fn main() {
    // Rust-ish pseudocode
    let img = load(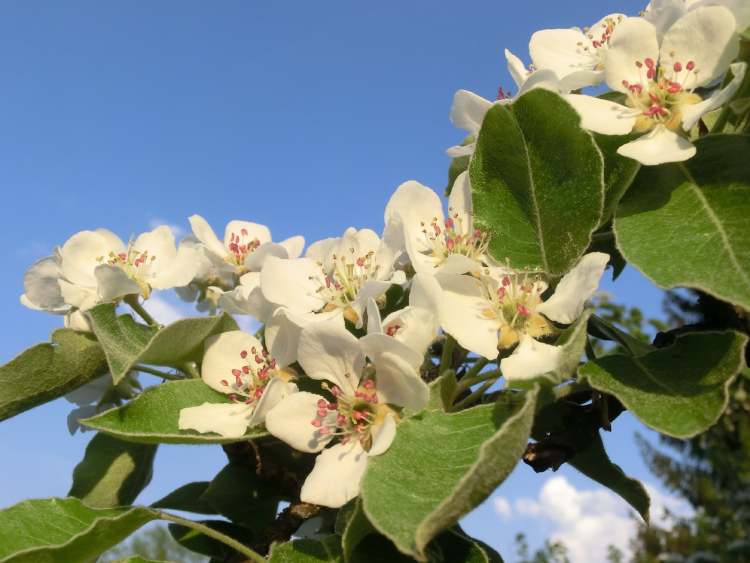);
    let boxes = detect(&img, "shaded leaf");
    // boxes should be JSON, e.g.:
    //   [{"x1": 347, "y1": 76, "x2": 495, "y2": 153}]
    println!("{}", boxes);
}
[
  {"x1": 580, "y1": 331, "x2": 747, "y2": 438},
  {"x1": 150, "y1": 482, "x2": 214, "y2": 515},
  {"x1": 588, "y1": 314, "x2": 654, "y2": 357},
  {"x1": 269, "y1": 536, "x2": 343, "y2": 562},
  {"x1": 168, "y1": 520, "x2": 254, "y2": 560},
  {"x1": 569, "y1": 433, "x2": 650, "y2": 521},
  {"x1": 614, "y1": 135, "x2": 750, "y2": 310},
  {"x1": 81, "y1": 380, "x2": 268, "y2": 444},
  {"x1": 88, "y1": 304, "x2": 238, "y2": 384},
  {"x1": 471, "y1": 89, "x2": 604, "y2": 276},
  {"x1": 361, "y1": 389, "x2": 537, "y2": 560},
  {"x1": 0, "y1": 329, "x2": 108, "y2": 422},
  {"x1": 427, "y1": 370, "x2": 457, "y2": 411},
  {"x1": 69, "y1": 432, "x2": 157, "y2": 508},
  {"x1": 201, "y1": 463, "x2": 279, "y2": 532}
]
